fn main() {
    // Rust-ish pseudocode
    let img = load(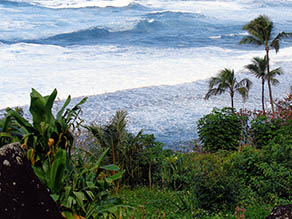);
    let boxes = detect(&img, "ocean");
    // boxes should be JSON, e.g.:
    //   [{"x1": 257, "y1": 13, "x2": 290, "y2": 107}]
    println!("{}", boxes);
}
[{"x1": 1, "y1": 0, "x2": 292, "y2": 145}]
